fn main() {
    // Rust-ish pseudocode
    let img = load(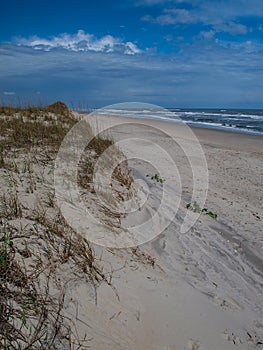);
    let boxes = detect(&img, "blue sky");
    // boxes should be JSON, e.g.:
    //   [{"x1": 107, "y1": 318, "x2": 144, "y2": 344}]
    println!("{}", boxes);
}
[{"x1": 1, "y1": 0, "x2": 263, "y2": 108}]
